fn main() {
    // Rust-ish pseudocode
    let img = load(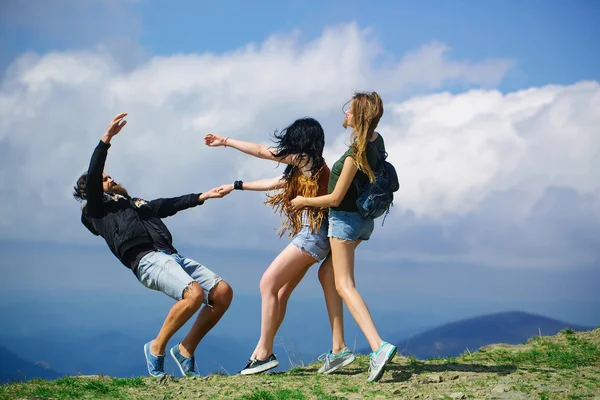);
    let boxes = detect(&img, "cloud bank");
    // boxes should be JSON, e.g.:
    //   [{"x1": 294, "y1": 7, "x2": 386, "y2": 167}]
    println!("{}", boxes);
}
[{"x1": 0, "y1": 23, "x2": 597, "y2": 269}]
